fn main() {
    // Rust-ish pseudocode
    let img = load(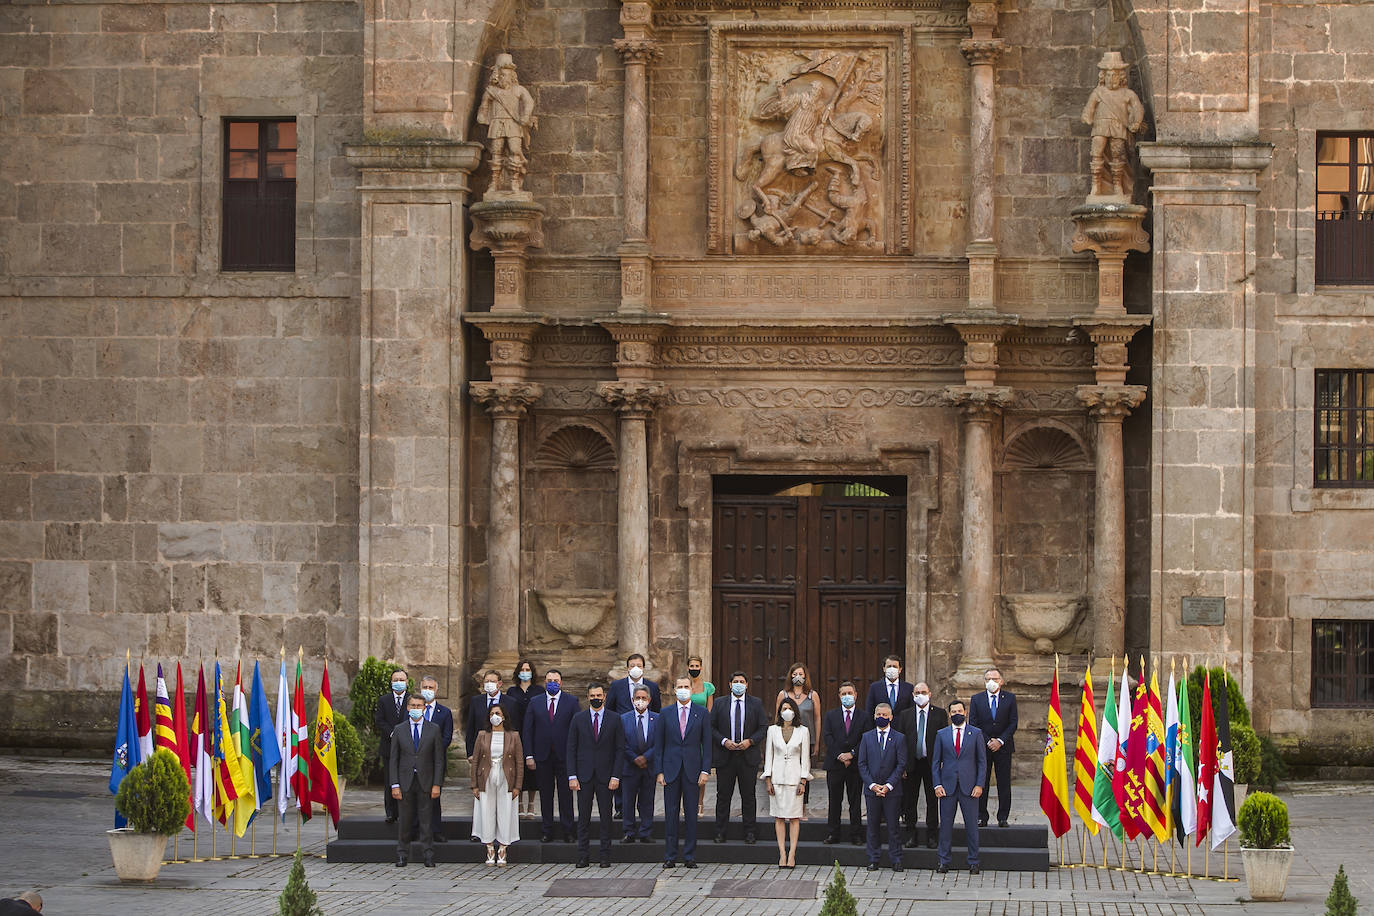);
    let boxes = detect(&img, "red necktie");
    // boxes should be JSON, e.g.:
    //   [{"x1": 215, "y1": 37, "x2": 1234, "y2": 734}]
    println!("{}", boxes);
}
[
  {"x1": 549, "y1": 698, "x2": 556, "y2": 722},
  {"x1": 844, "y1": 710, "x2": 852, "y2": 734},
  {"x1": 954, "y1": 727, "x2": 962, "y2": 757}
]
